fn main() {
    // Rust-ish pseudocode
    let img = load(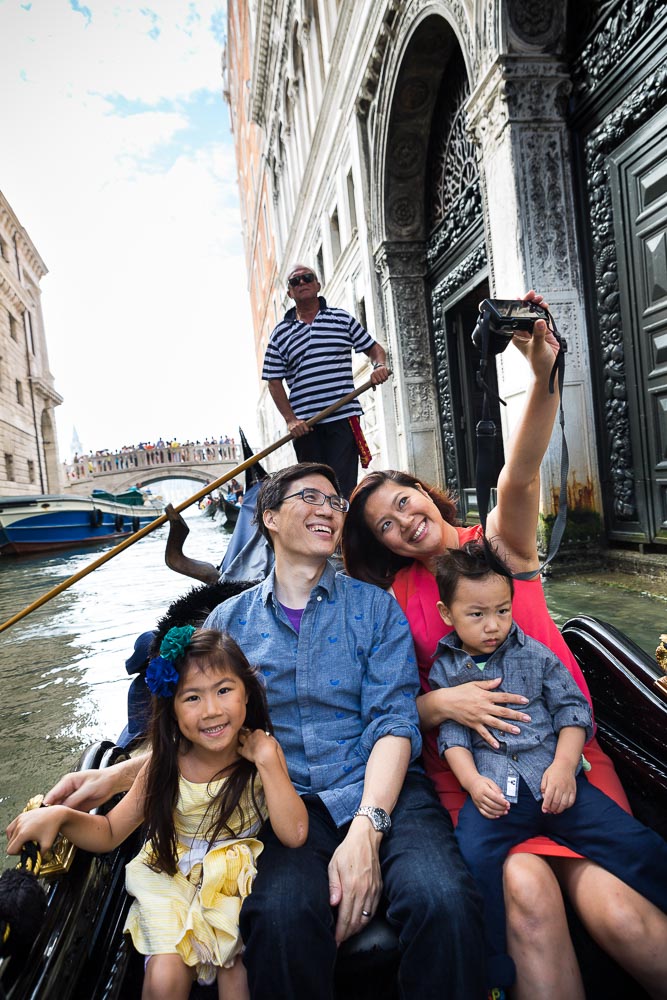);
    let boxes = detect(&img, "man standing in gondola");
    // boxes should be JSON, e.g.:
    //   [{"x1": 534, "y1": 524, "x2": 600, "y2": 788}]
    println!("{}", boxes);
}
[{"x1": 262, "y1": 264, "x2": 389, "y2": 498}]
